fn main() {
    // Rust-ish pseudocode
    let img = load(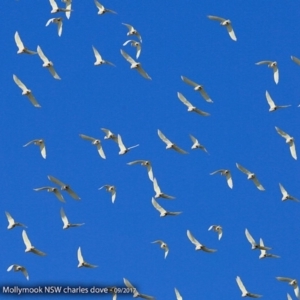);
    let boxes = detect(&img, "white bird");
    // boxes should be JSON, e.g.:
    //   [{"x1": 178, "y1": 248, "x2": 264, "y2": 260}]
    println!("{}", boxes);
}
[
  {"x1": 48, "y1": 175, "x2": 80, "y2": 200},
  {"x1": 122, "y1": 23, "x2": 142, "y2": 42},
  {"x1": 60, "y1": 208, "x2": 84, "y2": 229},
  {"x1": 14, "y1": 31, "x2": 36, "y2": 54},
  {"x1": 61, "y1": 0, "x2": 72, "y2": 19},
  {"x1": 181, "y1": 76, "x2": 213, "y2": 102},
  {"x1": 7, "y1": 264, "x2": 29, "y2": 280},
  {"x1": 207, "y1": 15, "x2": 237, "y2": 41},
  {"x1": 94, "y1": 0, "x2": 117, "y2": 15},
  {"x1": 256, "y1": 60, "x2": 279, "y2": 84},
  {"x1": 210, "y1": 169, "x2": 233, "y2": 189},
  {"x1": 117, "y1": 134, "x2": 139, "y2": 155},
  {"x1": 33, "y1": 186, "x2": 65, "y2": 203},
  {"x1": 174, "y1": 288, "x2": 183, "y2": 300},
  {"x1": 46, "y1": 18, "x2": 63, "y2": 37},
  {"x1": 151, "y1": 240, "x2": 169, "y2": 259},
  {"x1": 265, "y1": 91, "x2": 290, "y2": 112},
  {"x1": 22, "y1": 230, "x2": 46, "y2": 256},
  {"x1": 259, "y1": 239, "x2": 280, "y2": 259},
  {"x1": 153, "y1": 178, "x2": 175, "y2": 199},
  {"x1": 291, "y1": 56, "x2": 300, "y2": 66},
  {"x1": 245, "y1": 228, "x2": 271, "y2": 250},
  {"x1": 177, "y1": 92, "x2": 210, "y2": 116},
  {"x1": 79, "y1": 134, "x2": 106, "y2": 159},
  {"x1": 276, "y1": 277, "x2": 299, "y2": 299},
  {"x1": 23, "y1": 139, "x2": 46, "y2": 159},
  {"x1": 189, "y1": 134, "x2": 208, "y2": 153},
  {"x1": 236, "y1": 163, "x2": 265, "y2": 191},
  {"x1": 279, "y1": 183, "x2": 299, "y2": 202},
  {"x1": 236, "y1": 276, "x2": 262, "y2": 298},
  {"x1": 152, "y1": 198, "x2": 182, "y2": 217},
  {"x1": 49, "y1": 0, "x2": 71, "y2": 13},
  {"x1": 123, "y1": 278, "x2": 154, "y2": 299},
  {"x1": 123, "y1": 40, "x2": 141, "y2": 59},
  {"x1": 92, "y1": 46, "x2": 115, "y2": 67},
  {"x1": 99, "y1": 185, "x2": 116, "y2": 203},
  {"x1": 37, "y1": 46, "x2": 61, "y2": 79},
  {"x1": 208, "y1": 225, "x2": 223, "y2": 240},
  {"x1": 127, "y1": 160, "x2": 154, "y2": 181},
  {"x1": 5, "y1": 212, "x2": 27, "y2": 230},
  {"x1": 157, "y1": 129, "x2": 188, "y2": 154},
  {"x1": 77, "y1": 247, "x2": 97, "y2": 268},
  {"x1": 120, "y1": 49, "x2": 151, "y2": 79},
  {"x1": 275, "y1": 127, "x2": 297, "y2": 160},
  {"x1": 13, "y1": 75, "x2": 41, "y2": 108},
  {"x1": 187, "y1": 230, "x2": 216, "y2": 252},
  {"x1": 101, "y1": 128, "x2": 118, "y2": 143}
]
